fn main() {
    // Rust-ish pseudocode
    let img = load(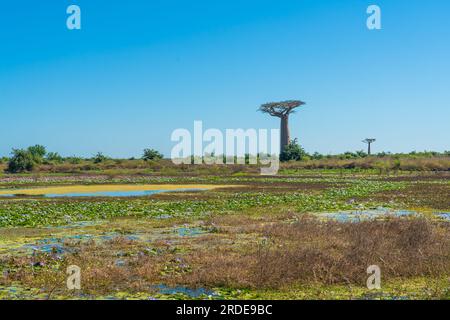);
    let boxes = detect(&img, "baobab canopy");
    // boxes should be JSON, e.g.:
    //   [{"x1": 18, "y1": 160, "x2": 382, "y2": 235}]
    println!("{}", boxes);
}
[
  {"x1": 259, "y1": 100, "x2": 306, "y2": 152},
  {"x1": 259, "y1": 100, "x2": 306, "y2": 117}
]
